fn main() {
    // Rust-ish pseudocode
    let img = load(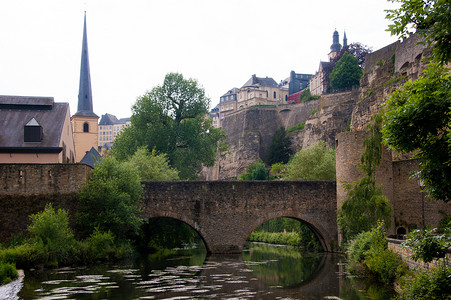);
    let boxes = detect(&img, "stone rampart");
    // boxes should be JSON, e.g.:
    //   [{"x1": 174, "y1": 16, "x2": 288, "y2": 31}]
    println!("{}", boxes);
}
[{"x1": 0, "y1": 163, "x2": 91, "y2": 195}]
